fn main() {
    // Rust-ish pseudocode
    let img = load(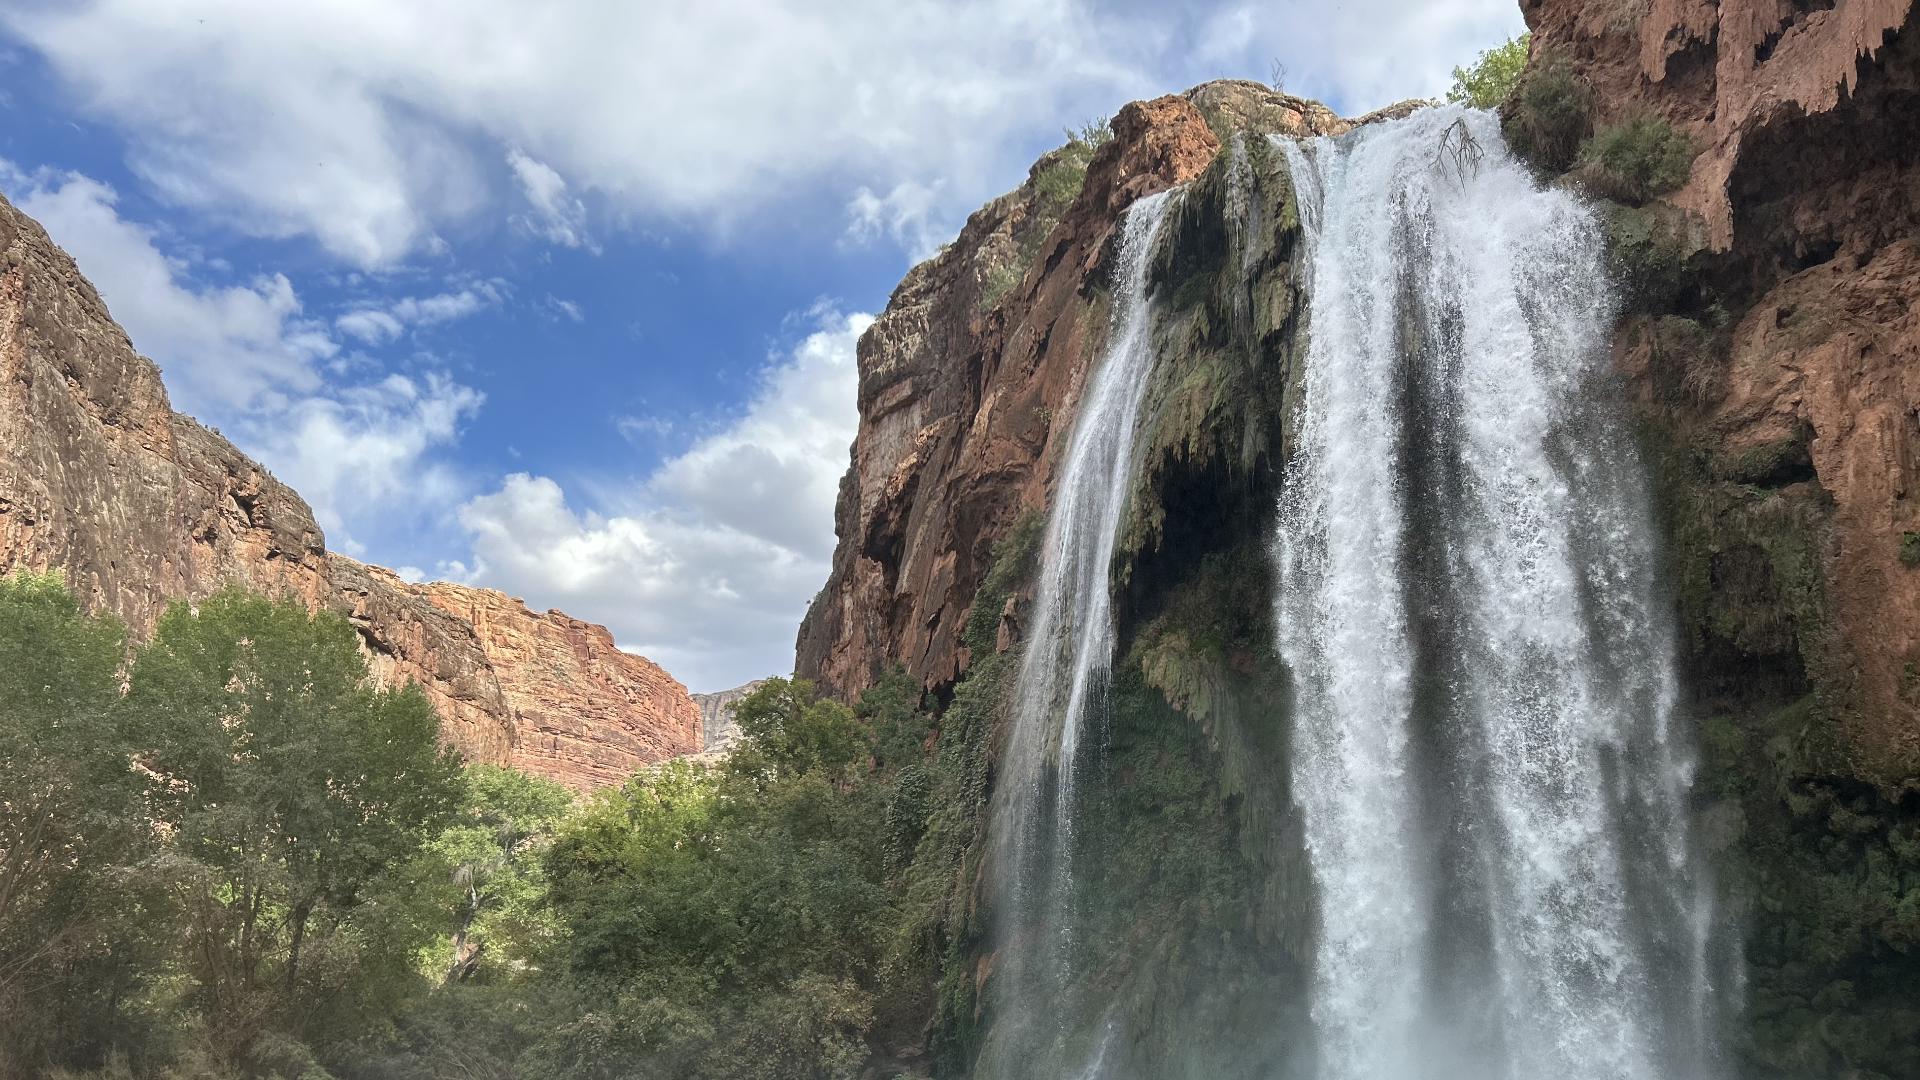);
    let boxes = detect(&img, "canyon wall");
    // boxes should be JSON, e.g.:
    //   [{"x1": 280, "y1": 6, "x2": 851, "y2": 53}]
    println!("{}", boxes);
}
[
  {"x1": 693, "y1": 678, "x2": 771, "y2": 753},
  {"x1": 0, "y1": 190, "x2": 697, "y2": 789}
]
